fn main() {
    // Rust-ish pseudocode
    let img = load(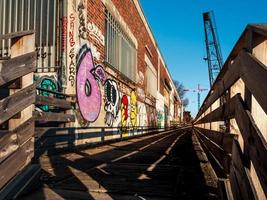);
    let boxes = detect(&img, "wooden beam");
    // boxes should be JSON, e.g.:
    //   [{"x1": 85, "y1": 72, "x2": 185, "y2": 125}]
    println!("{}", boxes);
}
[
  {"x1": 0, "y1": 138, "x2": 34, "y2": 189},
  {"x1": 235, "y1": 95, "x2": 267, "y2": 196},
  {"x1": 0, "y1": 30, "x2": 35, "y2": 40},
  {"x1": 0, "y1": 83, "x2": 36, "y2": 125},
  {"x1": 0, "y1": 118, "x2": 34, "y2": 163},
  {"x1": 195, "y1": 95, "x2": 238, "y2": 124},
  {"x1": 36, "y1": 95, "x2": 72, "y2": 110},
  {"x1": 33, "y1": 111, "x2": 75, "y2": 123},
  {"x1": 195, "y1": 129, "x2": 231, "y2": 174},
  {"x1": 194, "y1": 127, "x2": 237, "y2": 153},
  {"x1": 230, "y1": 140, "x2": 258, "y2": 200},
  {"x1": 0, "y1": 52, "x2": 36, "y2": 86},
  {"x1": 241, "y1": 52, "x2": 267, "y2": 114}
]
